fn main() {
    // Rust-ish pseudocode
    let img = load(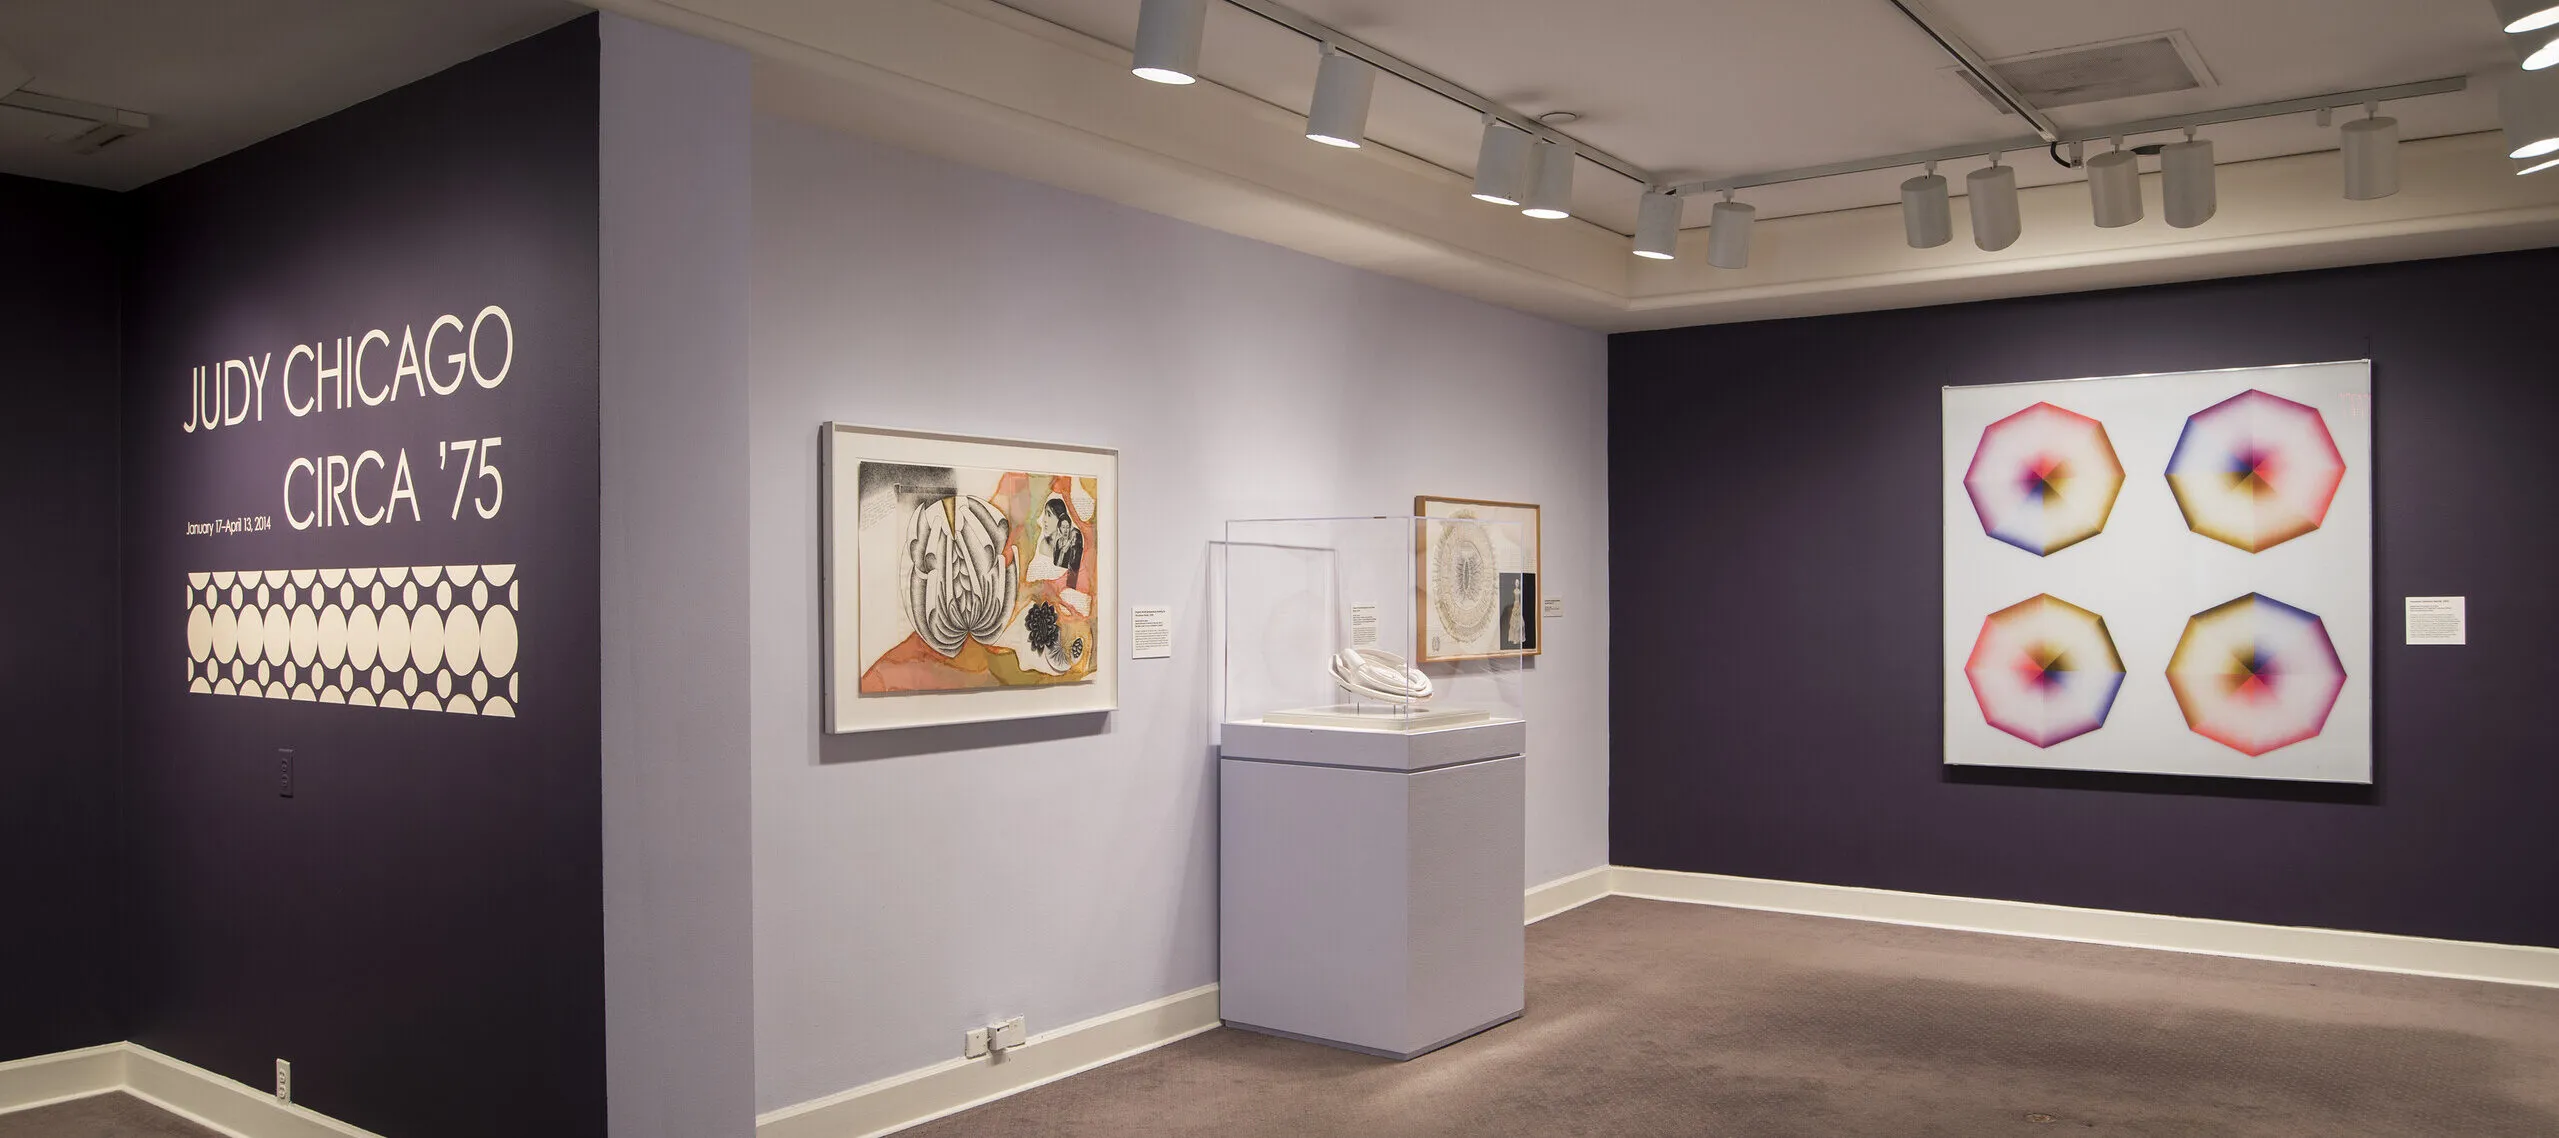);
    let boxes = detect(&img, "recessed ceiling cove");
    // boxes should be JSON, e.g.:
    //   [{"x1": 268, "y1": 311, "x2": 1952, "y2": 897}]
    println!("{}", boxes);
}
[{"x1": 0, "y1": 0, "x2": 582, "y2": 190}]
